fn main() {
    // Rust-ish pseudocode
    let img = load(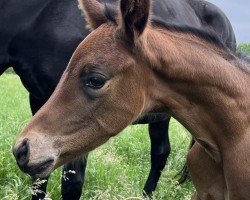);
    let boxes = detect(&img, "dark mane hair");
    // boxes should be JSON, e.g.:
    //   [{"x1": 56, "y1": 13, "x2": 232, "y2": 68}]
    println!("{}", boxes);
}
[
  {"x1": 237, "y1": 52, "x2": 250, "y2": 64},
  {"x1": 103, "y1": 4, "x2": 227, "y2": 50},
  {"x1": 150, "y1": 18, "x2": 227, "y2": 50},
  {"x1": 103, "y1": 3, "x2": 250, "y2": 72}
]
